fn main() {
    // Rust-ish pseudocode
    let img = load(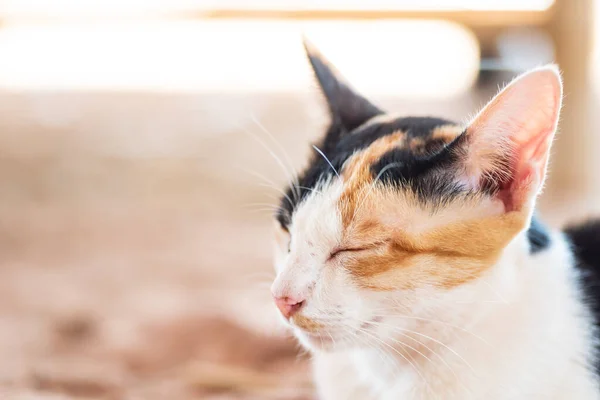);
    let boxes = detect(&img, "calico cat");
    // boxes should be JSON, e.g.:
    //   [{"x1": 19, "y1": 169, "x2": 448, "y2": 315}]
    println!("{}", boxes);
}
[{"x1": 270, "y1": 40, "x2": 600, "y2": 399}]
